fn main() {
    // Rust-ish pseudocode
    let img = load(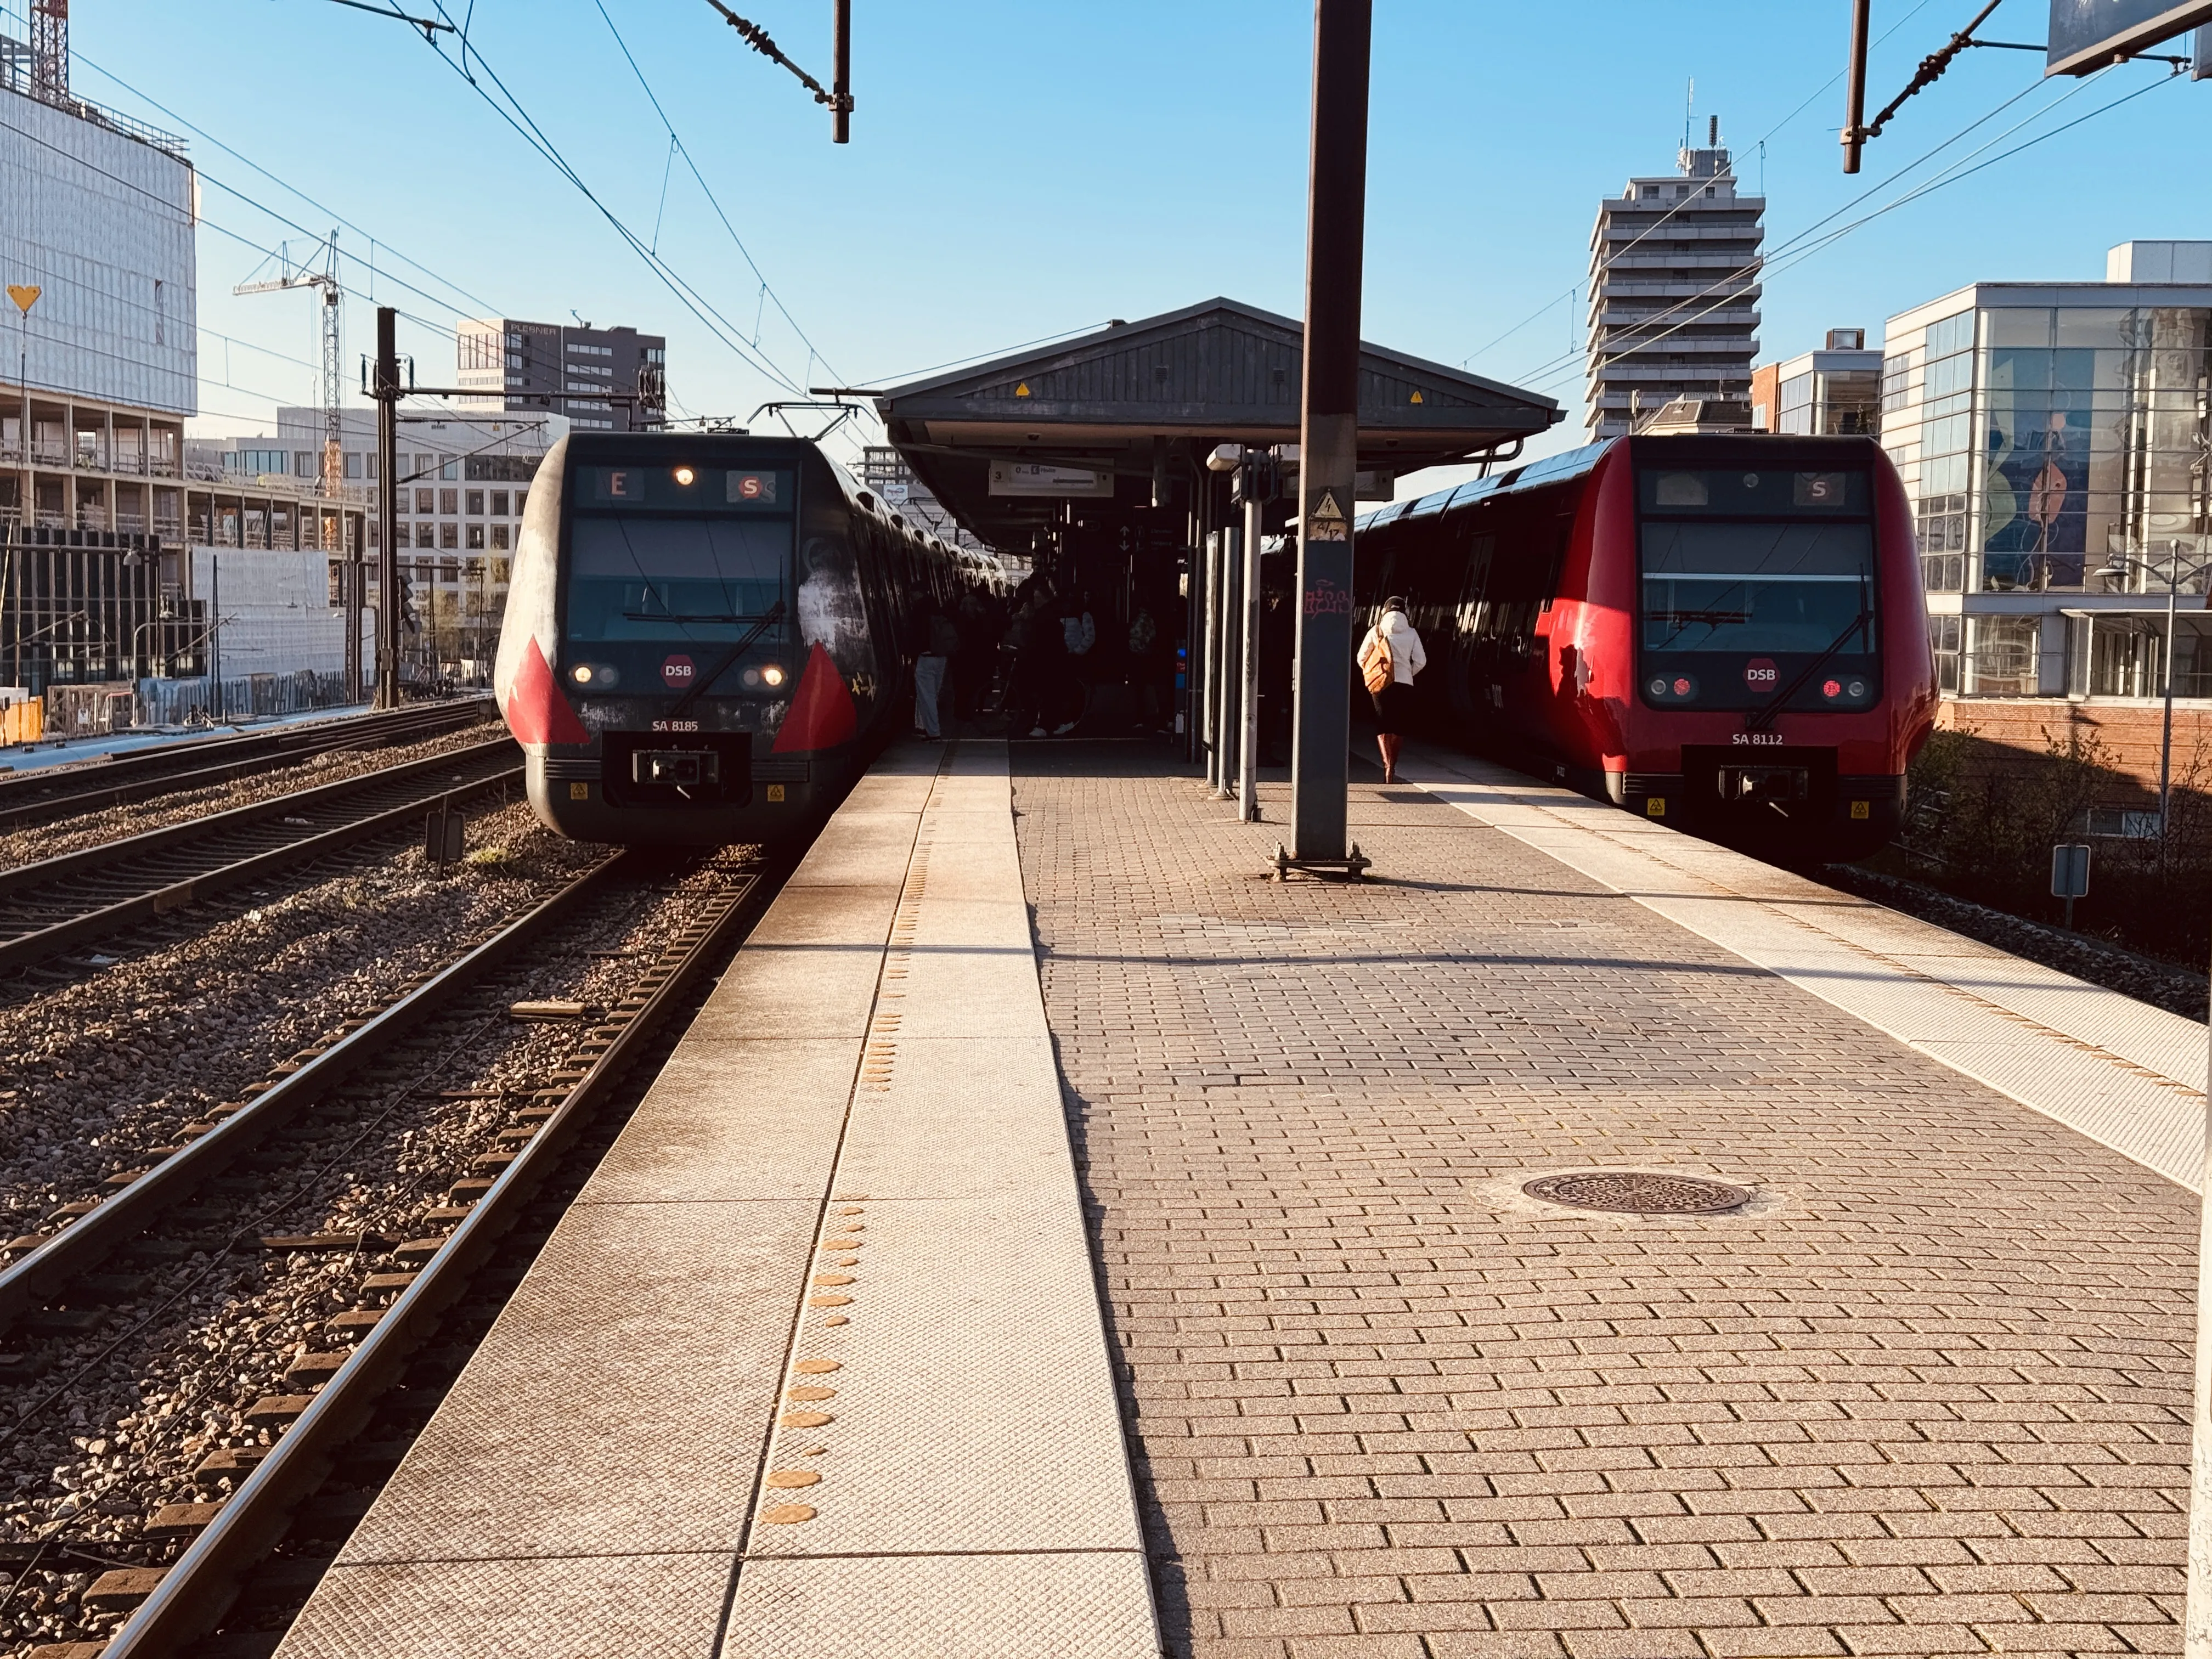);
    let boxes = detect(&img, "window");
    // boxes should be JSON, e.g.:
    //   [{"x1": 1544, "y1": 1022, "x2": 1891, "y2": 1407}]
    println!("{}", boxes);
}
[
  {"x1": 466, "y1": 489, "x2": 484, "y2": 516},
  {"x1": 154, "y1": 278, "x2": 166, "y2": 347},
  {"x1": 439, "y1": 489, "x2": 458, "y2": 515},
  {"x1": 1965, "y1": 614, "x2": 2041, "y2": 695},
  {"x1": 1931, "y1": 615, "x2": 1962, "y2": 692},
  {"x1": 439, "y1": 522, "x2": 459, "y2": 550},
  {"x1": 515, "y1": 487, "x2": 529, "y2": 514},
  {"x1": 366, "y1": 453, "x2": 377, "y2": 479},
  {"x1": 440, "y1": 460, "x2": 458, "y2": 482},
  {"x1": 491, "y1": 523, "x2": 510, "y2": 550},
  {"x1": 490, "y1": 490, "x2": 510, "y2": 516},
  {"x1": 344, "y1": 452, "x2": 362, "y2": 479},
  {"x1": 415, "y1": 488, "x2": 435, "y2": 513},
  {"x1": 466, "y1": 524, "x2": 486, "y2": 549},
  {"x1": 294, "y1": 452, "x2": 314, "y2": 477},
  {"x1": 413, "y1": 453, "x2": 433, "y2": 476},
  {"x1": 393, "y1": 523, "x2": 410, "y2": 549}
]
